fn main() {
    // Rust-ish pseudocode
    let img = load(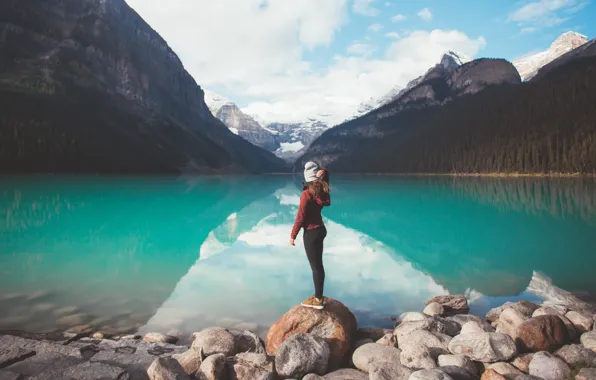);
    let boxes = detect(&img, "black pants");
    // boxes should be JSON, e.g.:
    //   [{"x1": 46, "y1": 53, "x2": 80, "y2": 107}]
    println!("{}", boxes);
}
[{"x1": 303, "y1": 226, "x2": 327, "y2": 299}]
